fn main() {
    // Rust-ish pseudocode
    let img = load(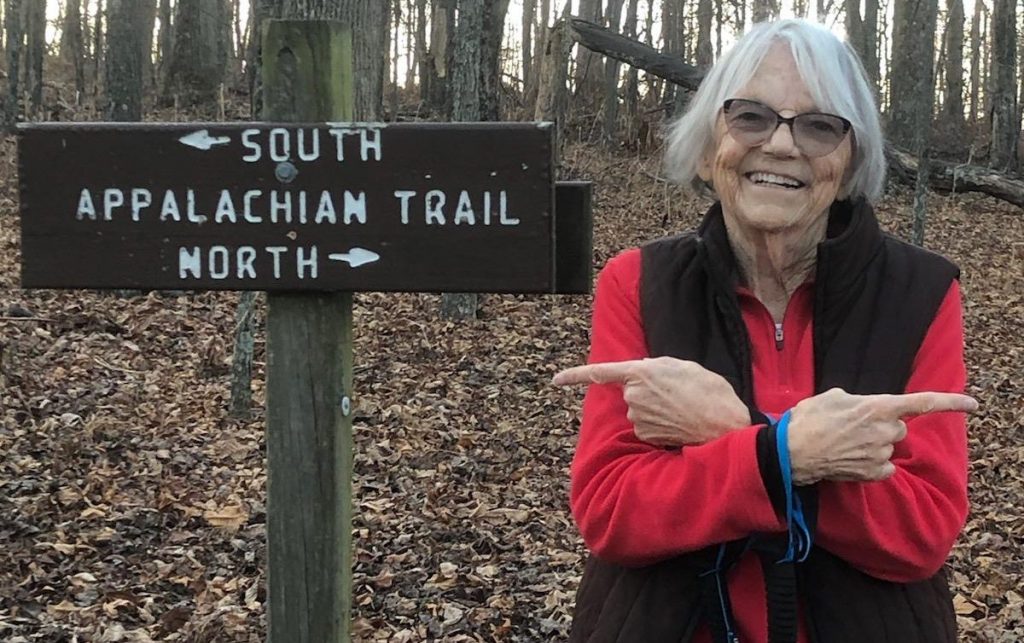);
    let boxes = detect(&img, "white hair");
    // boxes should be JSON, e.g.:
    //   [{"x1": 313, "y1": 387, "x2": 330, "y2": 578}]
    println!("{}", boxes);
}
[{"x1": 664, "y1": 19, "x2": 886, "y2": 203}]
